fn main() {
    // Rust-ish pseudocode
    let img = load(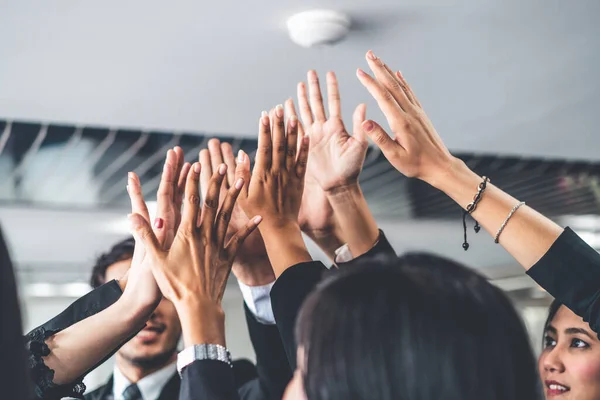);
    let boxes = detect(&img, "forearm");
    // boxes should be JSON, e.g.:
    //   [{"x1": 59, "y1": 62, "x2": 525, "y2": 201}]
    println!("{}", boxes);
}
[
  {"x1": 260, "y1": 222, "x2": 312, "y2": 278},
  {"x1": 434, "y1": 158, "x2": 563, "y2": 269},
  {"x1": 326, "y1": 183, "x2": 379, "y2": 258},
  {"x1": 43, "y1": 296, "x2": 152, "y2": 384}
]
